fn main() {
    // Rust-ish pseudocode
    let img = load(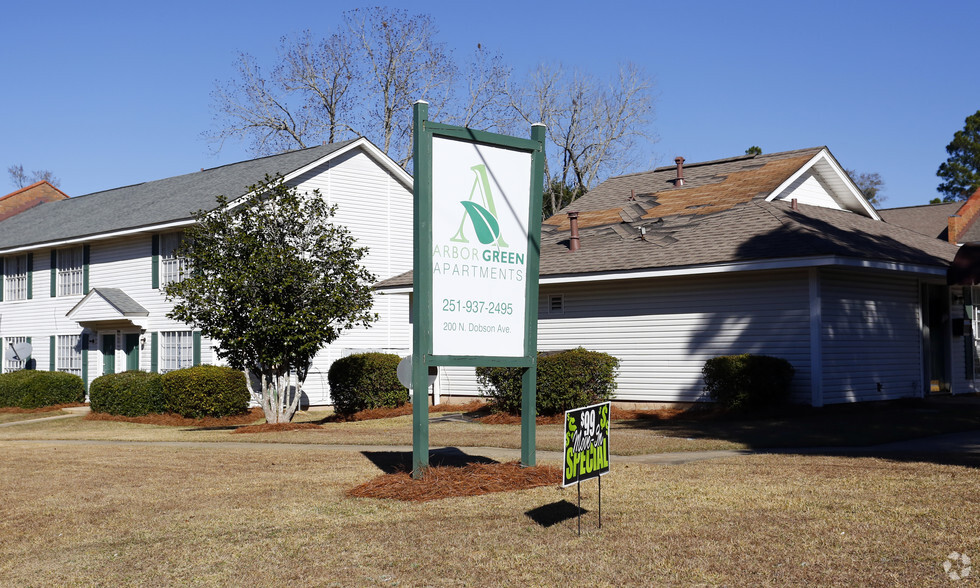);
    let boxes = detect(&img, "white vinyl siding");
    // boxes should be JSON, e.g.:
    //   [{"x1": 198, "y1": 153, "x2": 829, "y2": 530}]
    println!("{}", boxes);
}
[
  {"x1": 820, "y1": 270, "x2": 922, "y2": 403},
  {"x1": 4, "y1": 336, "x2": 28, "y2": 372},
  {"x1": 4, "y1": 255, "x2": 28, "y2": 301},
  {"x1": 160, "y1": 331, "x2": 193, "y2": 373},
  {"x1": 57, "y1": 247, "x2": 84, "y2": 296},
  {"x1": 56, "y1": 334, "x2": 83, "y2": 376},
  {"x1": 160, "y1": 232, "x2": 188, "y2": 286}
]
